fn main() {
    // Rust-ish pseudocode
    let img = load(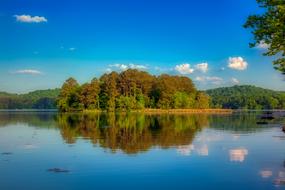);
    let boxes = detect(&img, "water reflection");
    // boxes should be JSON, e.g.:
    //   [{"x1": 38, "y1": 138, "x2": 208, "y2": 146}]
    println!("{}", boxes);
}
[
  {"x1": 229, "y1": 148, "x2": 249, "y2": 162},
  {"x1": 1, "y1": 112, "x2": 285, "y2": 189},
  {"x1": 0, "y1": 112, "x2": 282, "y2": 155},
  {"x1": 56, "y1": 113, "x2": 208, "y2": 154},
  {"x1": 260, "y1": 170, "x2": 273, "y2": 178}
]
